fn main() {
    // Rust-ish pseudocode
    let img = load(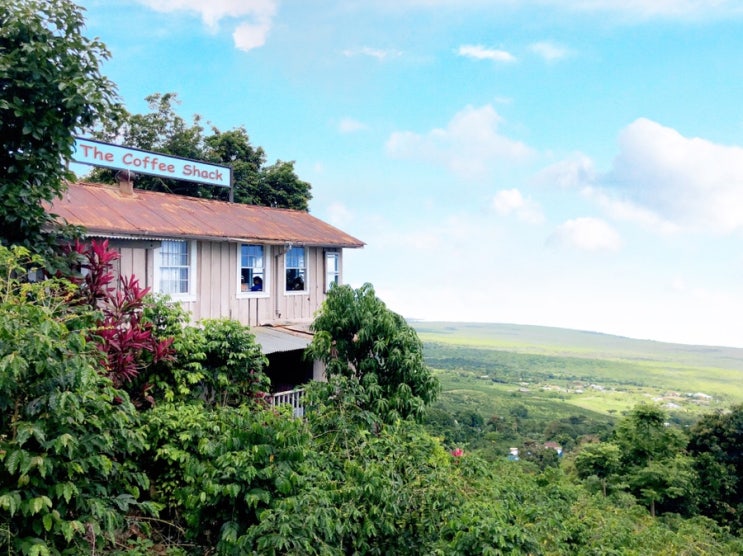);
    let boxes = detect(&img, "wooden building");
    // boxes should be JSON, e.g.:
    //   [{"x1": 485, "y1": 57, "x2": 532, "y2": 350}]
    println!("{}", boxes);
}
[{"x1": 48, "y1": 179, "x2": 364, "y2": 393}]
